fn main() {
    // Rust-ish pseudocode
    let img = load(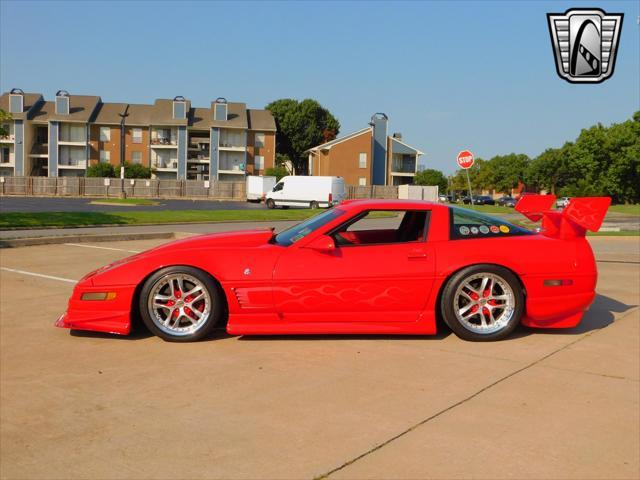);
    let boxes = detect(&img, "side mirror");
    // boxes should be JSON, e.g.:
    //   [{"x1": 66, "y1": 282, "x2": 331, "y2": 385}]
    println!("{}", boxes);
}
[{"x1": 305, "y1": 235, "x2": 336, "y2": 253}]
